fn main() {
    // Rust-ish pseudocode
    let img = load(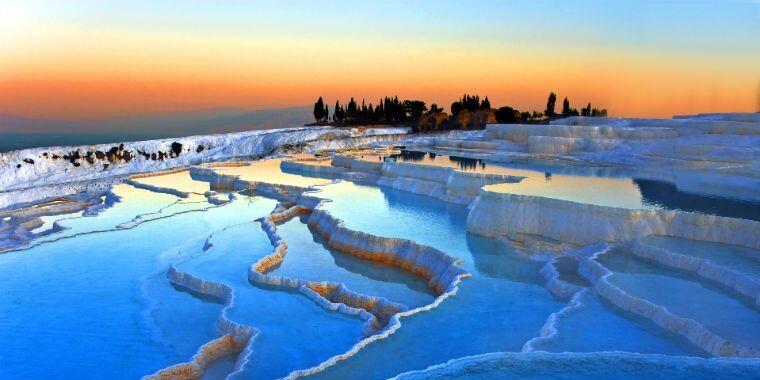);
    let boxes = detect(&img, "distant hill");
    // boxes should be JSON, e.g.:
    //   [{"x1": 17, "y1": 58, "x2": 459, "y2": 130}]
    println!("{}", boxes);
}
[{"x1": 0, "y1": 107, "x2": 312, "y2": 152}]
